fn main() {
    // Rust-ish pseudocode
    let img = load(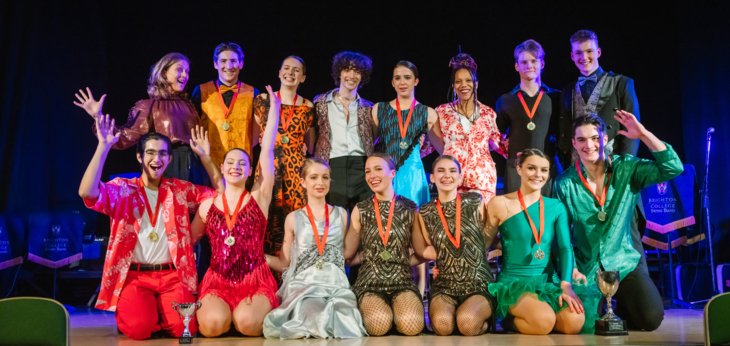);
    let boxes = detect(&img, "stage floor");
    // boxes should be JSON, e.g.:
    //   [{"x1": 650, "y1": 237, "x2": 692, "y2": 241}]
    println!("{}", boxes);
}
[{"x1": 67, "y1": 307, "x2": 705, "y2": 346}]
